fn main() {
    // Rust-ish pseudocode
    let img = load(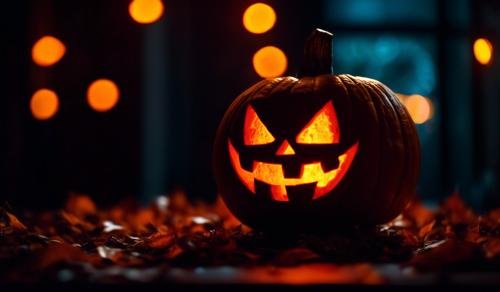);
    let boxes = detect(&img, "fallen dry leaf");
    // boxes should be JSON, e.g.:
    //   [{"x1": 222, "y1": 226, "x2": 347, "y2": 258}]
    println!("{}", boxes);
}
[{"x1": 0, "y1": 191, "x2": 499, "y2": 284}]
